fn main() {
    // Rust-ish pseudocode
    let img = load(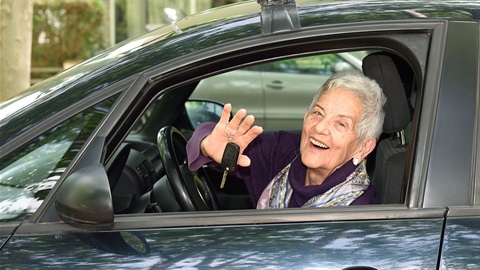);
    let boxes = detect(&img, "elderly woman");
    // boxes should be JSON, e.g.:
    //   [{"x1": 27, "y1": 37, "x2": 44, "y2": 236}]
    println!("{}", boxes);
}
[{"x1": 187, "y1": 71, "x2": 386, "y2": 208}]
